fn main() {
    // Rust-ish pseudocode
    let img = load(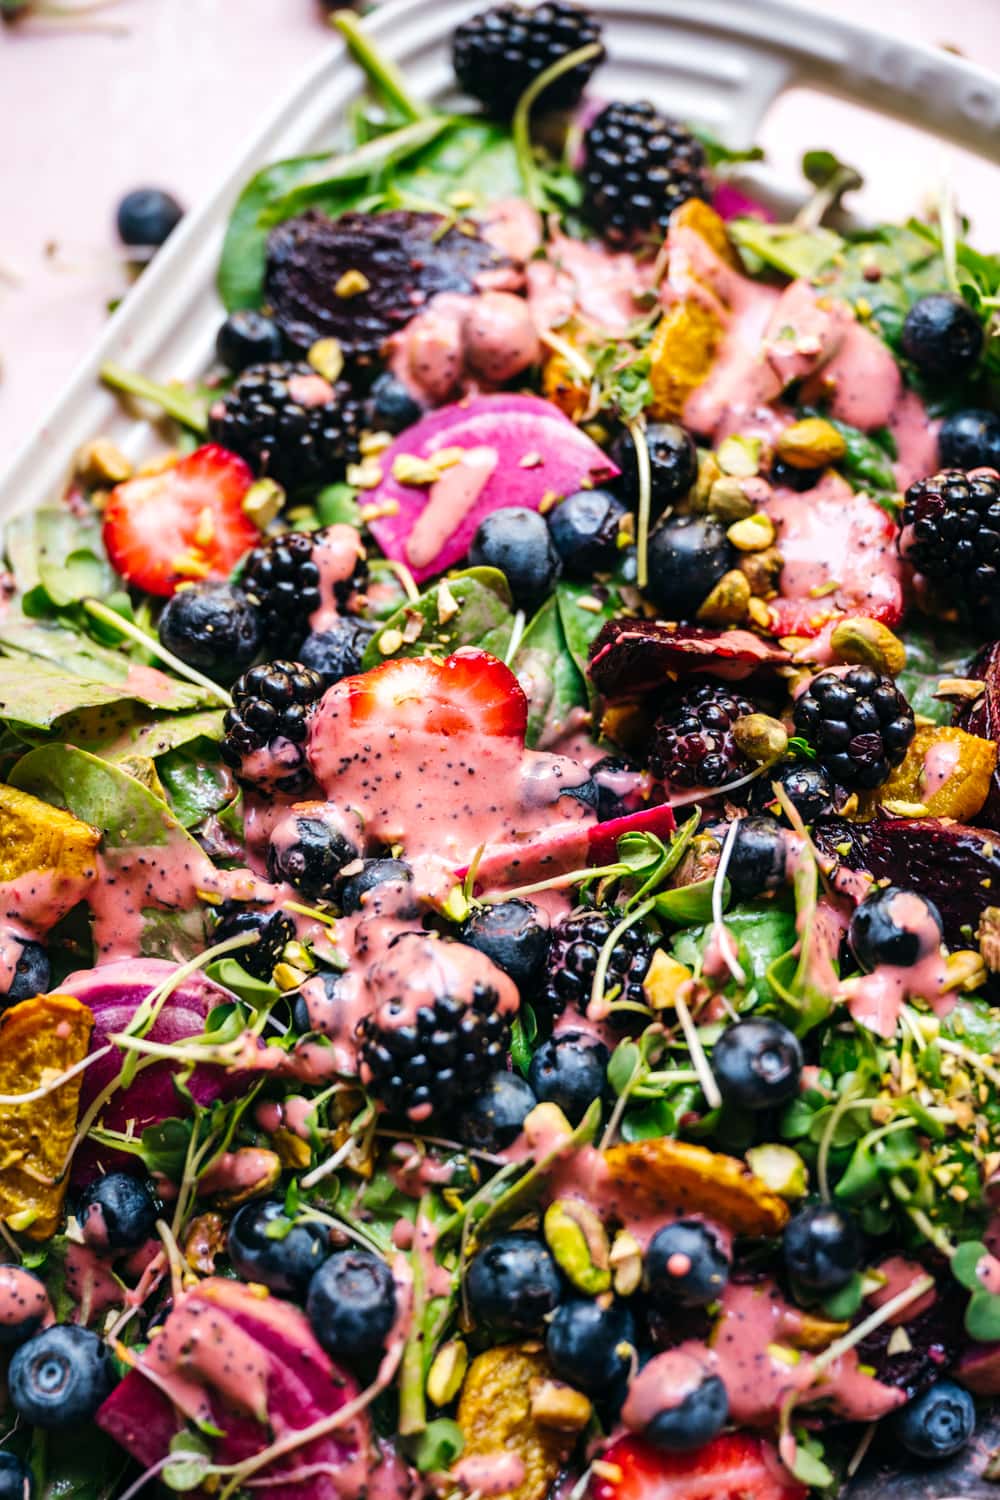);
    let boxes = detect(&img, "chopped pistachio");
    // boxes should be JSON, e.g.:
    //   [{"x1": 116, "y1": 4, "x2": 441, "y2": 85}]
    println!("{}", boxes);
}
[
  {"x1": 334, "y1": 269, "x2": 370, "y2": 297},
  {"x1": 307, "y1": 337, "x2": 344, "y2": 382}
]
